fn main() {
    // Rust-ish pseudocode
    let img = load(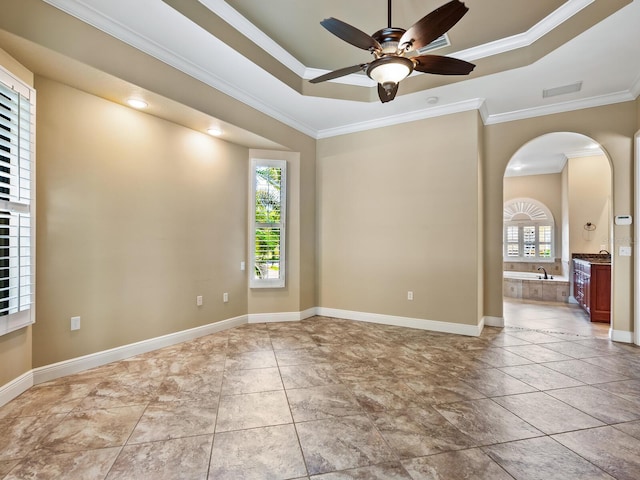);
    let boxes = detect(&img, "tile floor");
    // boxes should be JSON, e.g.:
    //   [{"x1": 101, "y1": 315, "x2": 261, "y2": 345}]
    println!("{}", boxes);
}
[{"x1": 1, "y1": 304, "x2": 639, "y2": 479}]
